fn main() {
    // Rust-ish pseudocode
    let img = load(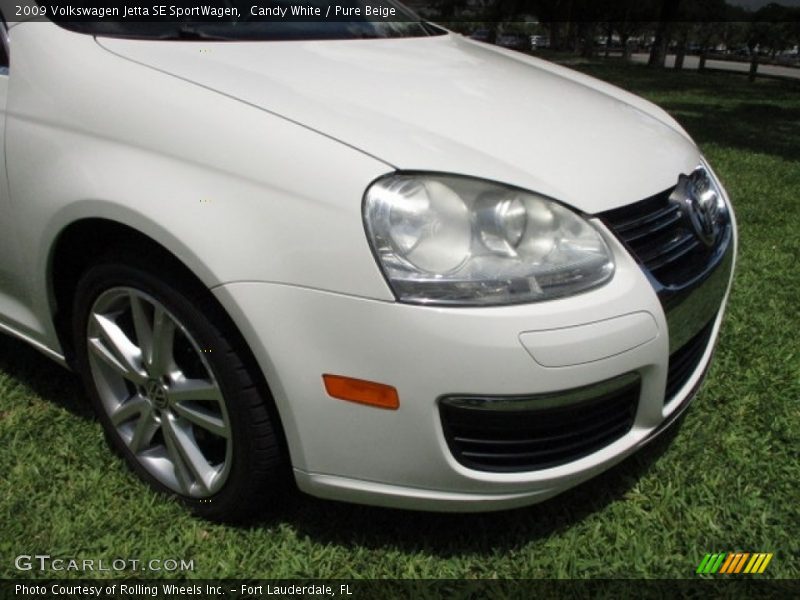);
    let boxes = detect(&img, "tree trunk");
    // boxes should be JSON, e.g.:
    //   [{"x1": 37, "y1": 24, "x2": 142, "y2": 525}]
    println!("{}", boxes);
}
[
  {"x1": 622, "y1": 34, "x2": 632, "y2": 60},
  {"x1": 605, "y1": 24, "x2": 613, "y2": 58},
  {"x1": 649, "y1": 0, "x2": 681, "y2": 69},
  {"x1": 548, "y1": 22, "x2": 561, "y2": 51},
  {"x1": 674, "y1": 31, "x2": 688, "y2": 70},
  {"x1": 648, "y1": 29, "x2": 670, "y2": 68},
  {"x1": 749, "y1": 52, "x2": 759, "y2": 82},
  {"x1": 570, "y1": 22, "x2": 580, "y2": 54},
  {"x1": 581, "y1": 23, "x2": 596, "y2": 59},
  {"x1": 699, "y1": 48, "x2": 707, "y2": 71}
]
